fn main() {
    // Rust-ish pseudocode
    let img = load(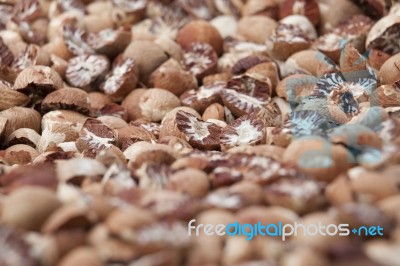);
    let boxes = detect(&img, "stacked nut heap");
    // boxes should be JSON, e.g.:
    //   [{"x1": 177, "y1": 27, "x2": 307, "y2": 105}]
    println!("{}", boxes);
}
[{"x1": 1, "y1": 0, "x2": 400, "y2": 265}]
